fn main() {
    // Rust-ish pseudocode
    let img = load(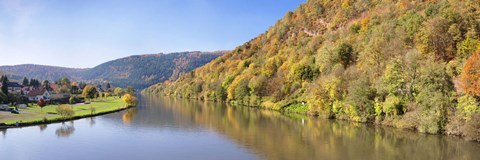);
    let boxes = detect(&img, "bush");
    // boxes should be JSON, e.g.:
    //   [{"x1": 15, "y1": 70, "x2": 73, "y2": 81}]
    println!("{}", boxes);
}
[
  {"x1": 69, "y1": 96, "x2": 79, "y2": 104},
  {"x1": 463, "y1": 113, "x2": 480, "y2": 141},
  {"x1": 383, "y1": 95, "x2": 405, "y2": 117},
  {"x1": 457, "y1": 95, "x2": 480, "y2": 121},
  {"x1": 56, "y1": 105, "x2": 75, "y2": 119}
]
